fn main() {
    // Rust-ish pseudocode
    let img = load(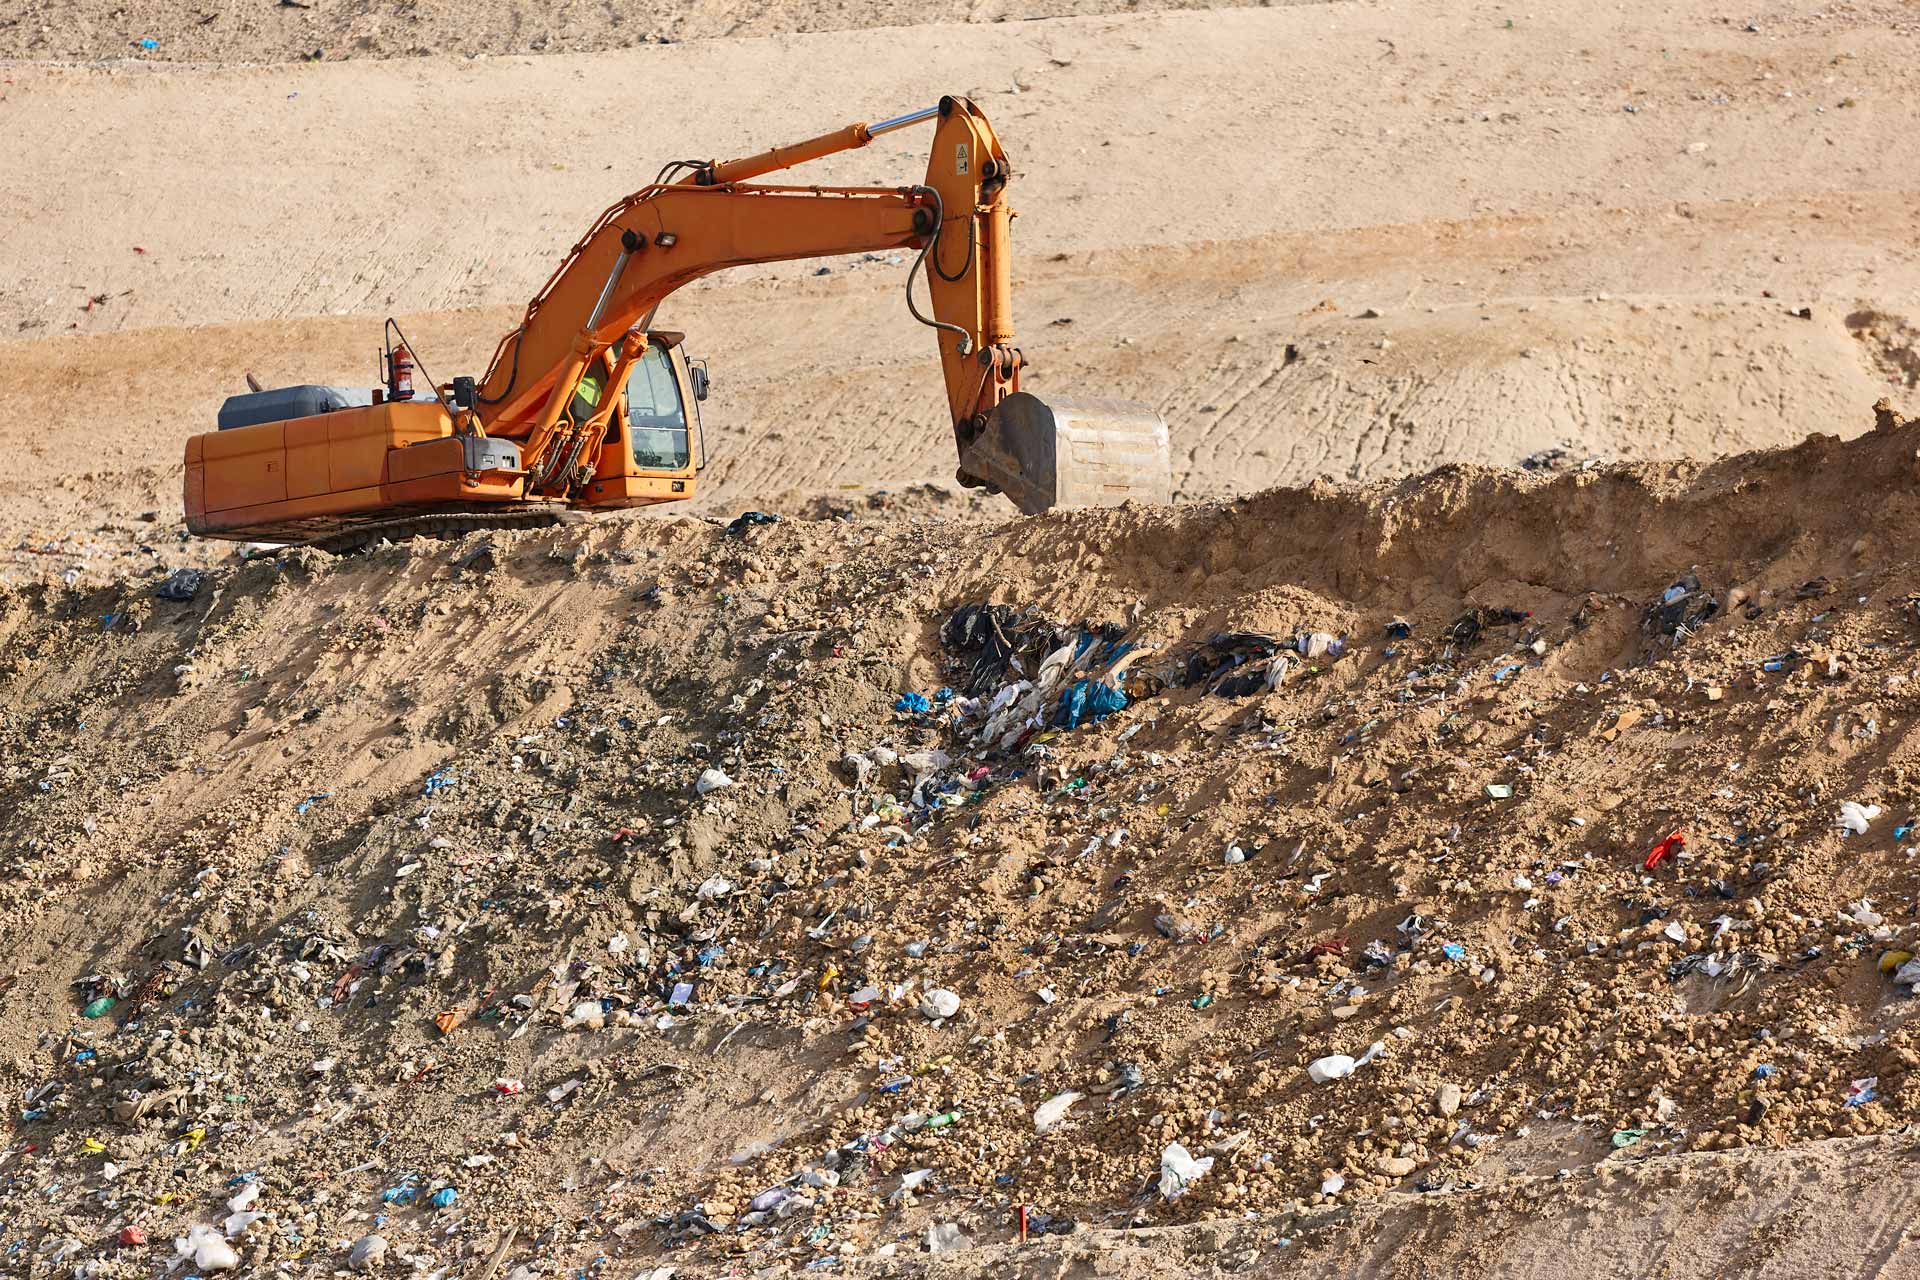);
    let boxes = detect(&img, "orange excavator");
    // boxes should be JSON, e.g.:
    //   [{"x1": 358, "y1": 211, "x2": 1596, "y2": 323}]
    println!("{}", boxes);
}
[{"x1": 184, "y1": 96, "x2": 1170, "y2": 549}]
